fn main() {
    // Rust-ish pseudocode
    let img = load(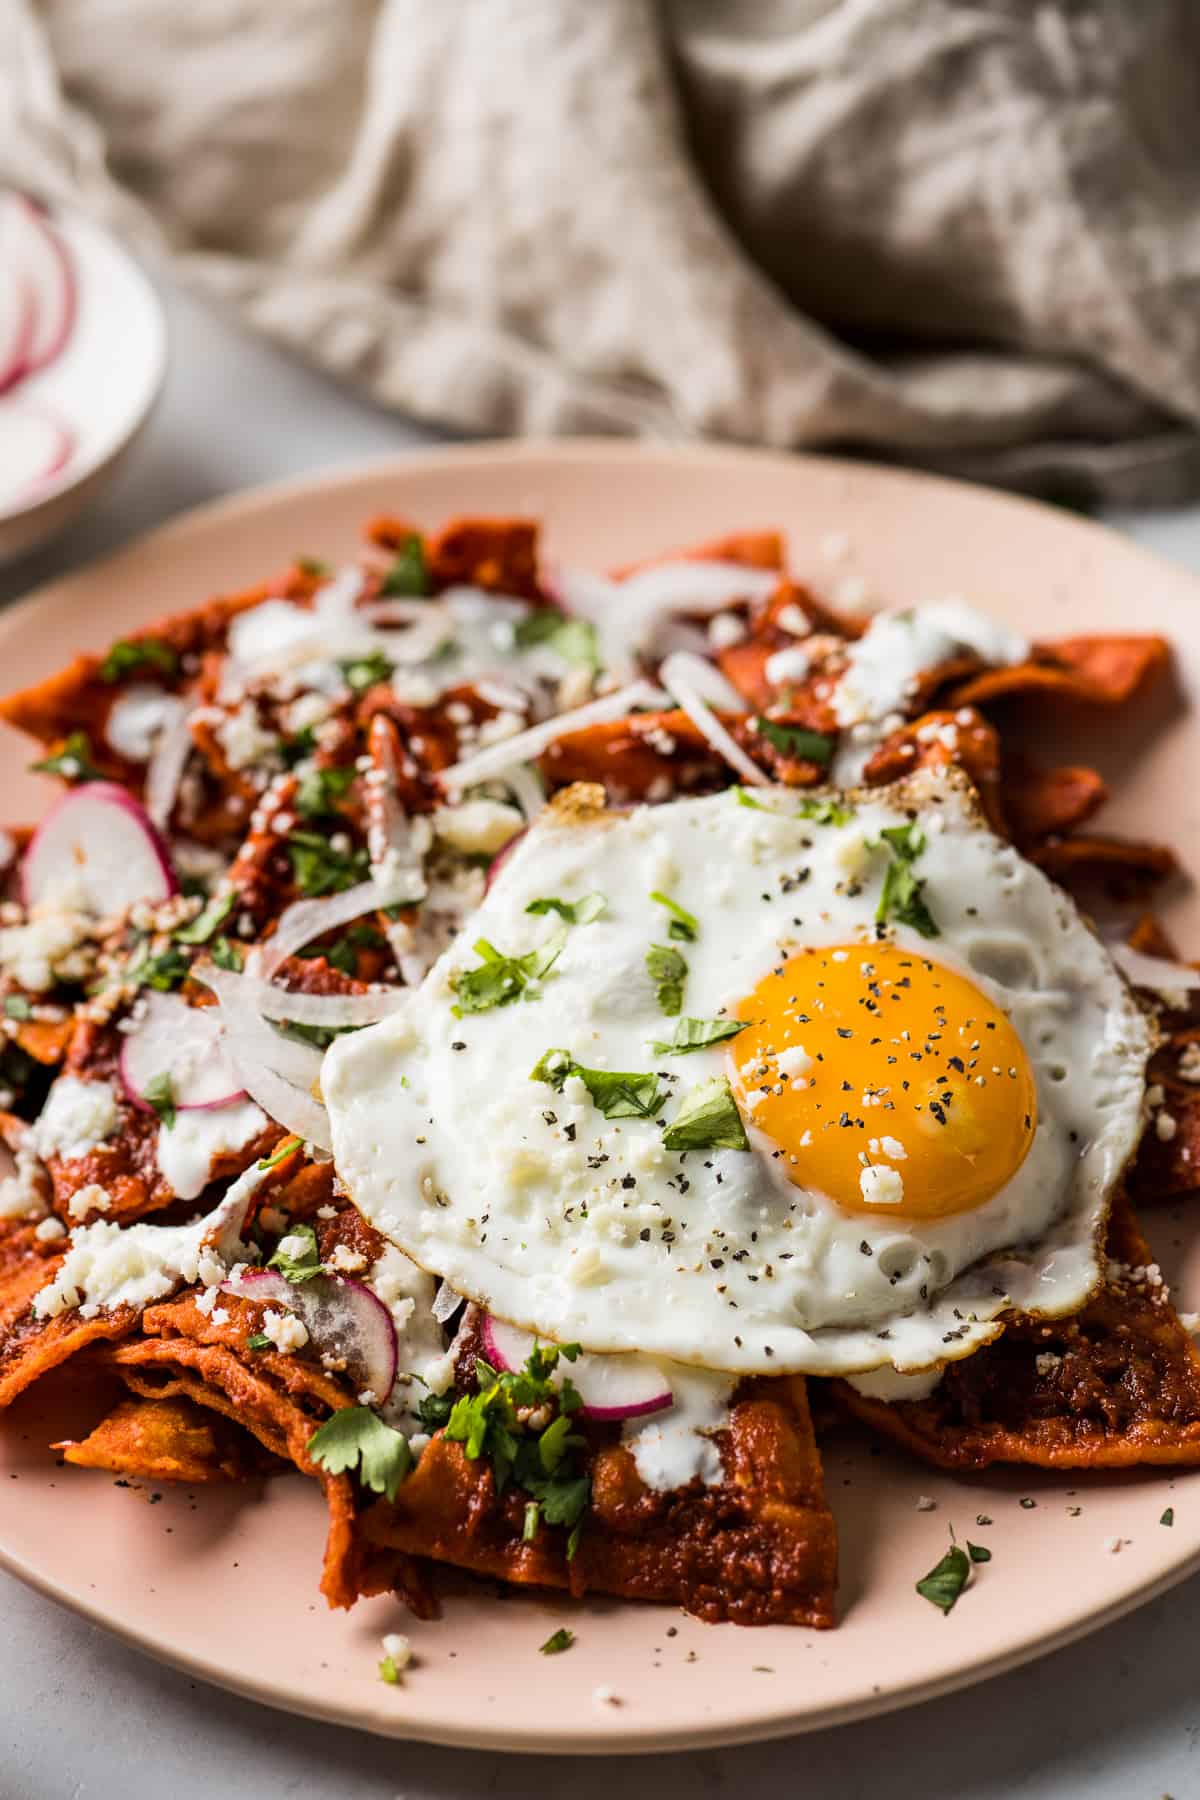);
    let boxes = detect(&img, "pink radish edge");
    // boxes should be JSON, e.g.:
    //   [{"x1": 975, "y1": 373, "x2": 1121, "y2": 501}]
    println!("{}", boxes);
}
[
  {"x1": 0, "y1": 274, "x2": 35, "y2": 393},
  {"x1": 480, "y1": 1311, "x2": 673, "y2": 1422},
  {"x1": 22, "y1": 781, "x2": 177, "y2": 910},
  {"x1": 222, "y1": 1266, "x2": 398, "y2": 1400},
  {"x1": 0, "y1": 406, "x2": 74, "y2": 509},
  {"x1": 484, "y1": 826, "x2": 527, "y2": 892},
  {"x1": 118, "y1": 1042, "x2": 246, "y2": 1116},
  {"x1": 6, "y1": 195, "x2": 76, "y2": 375}
]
